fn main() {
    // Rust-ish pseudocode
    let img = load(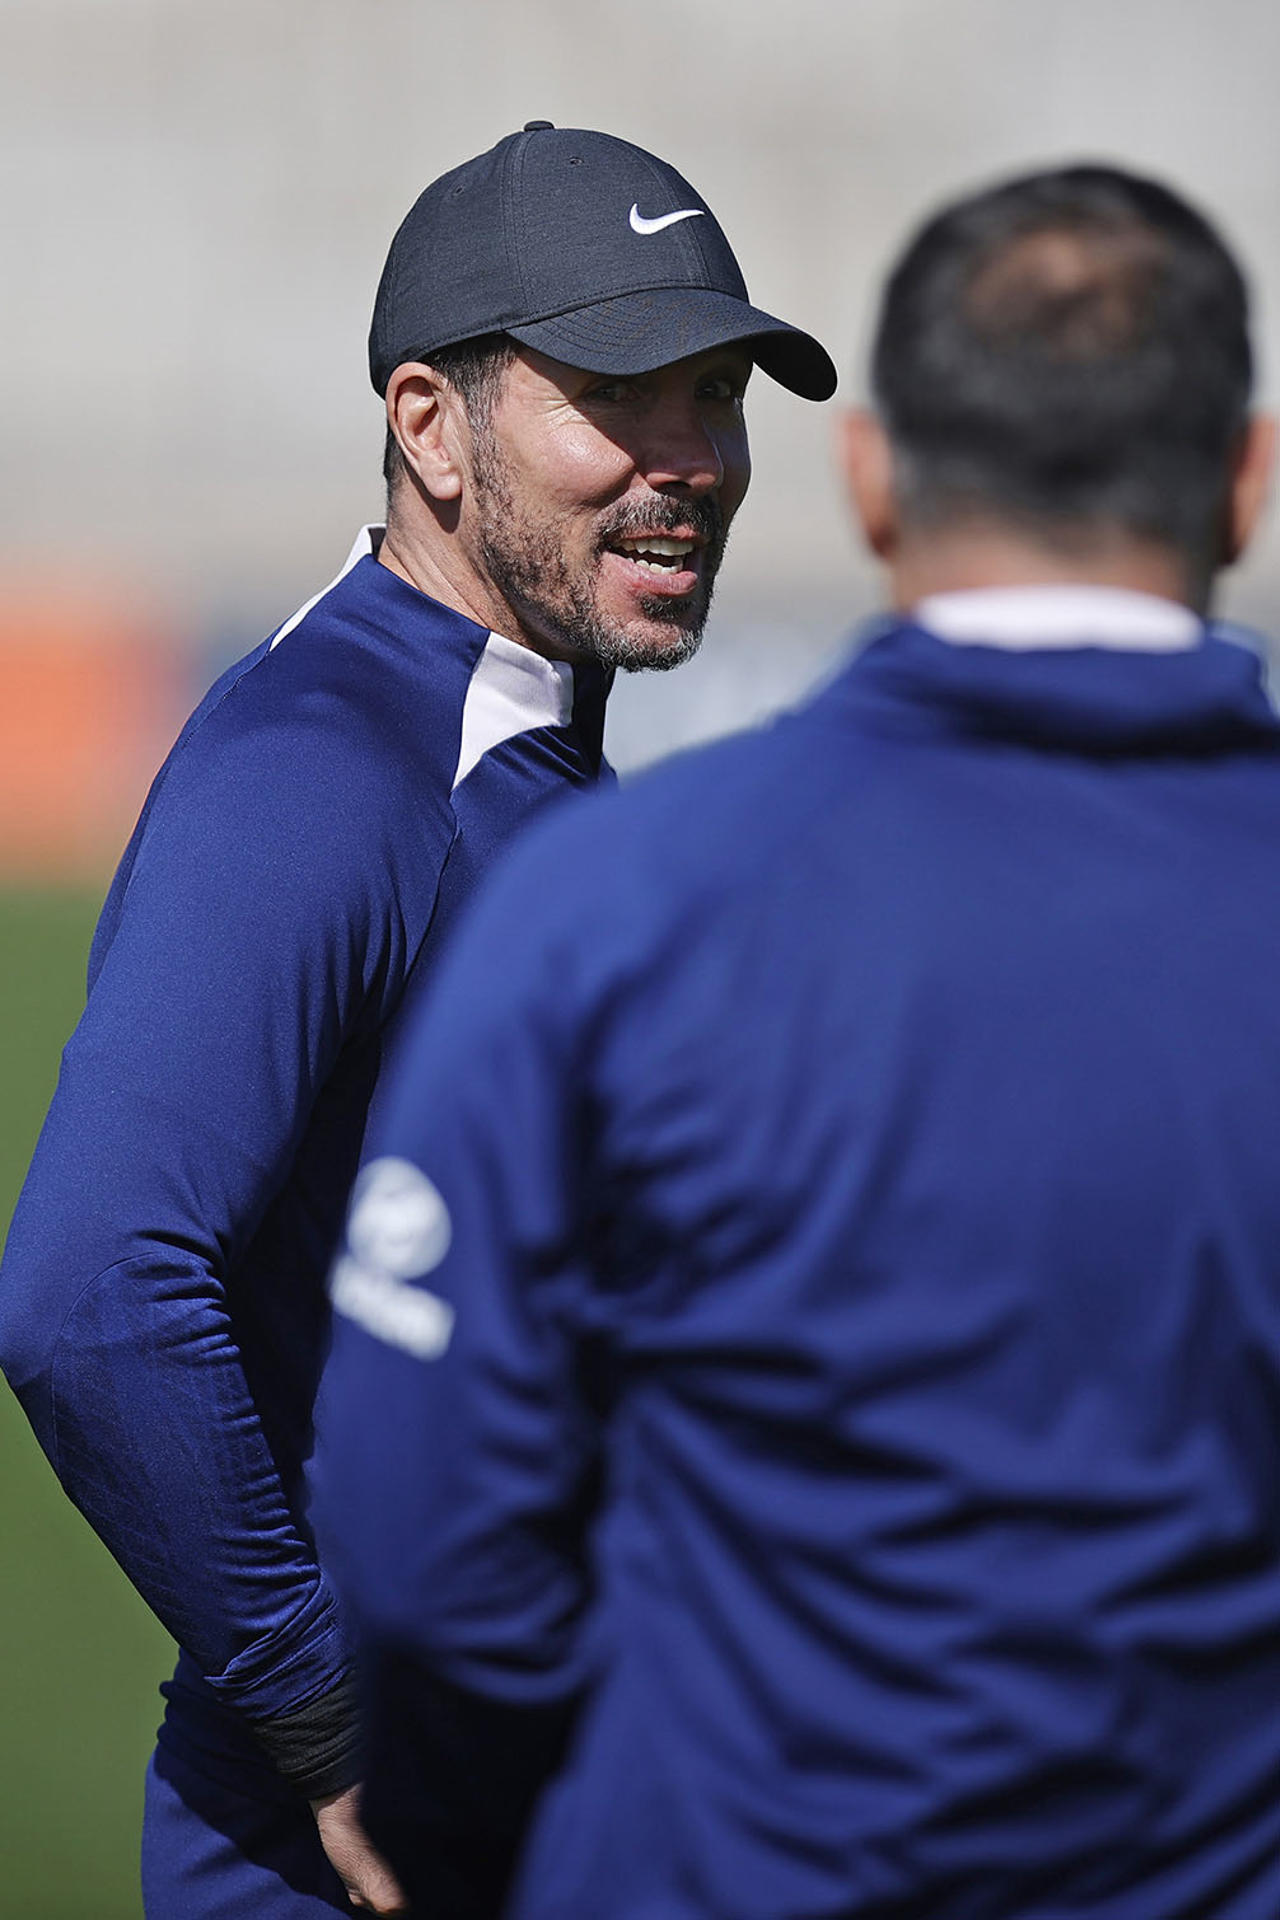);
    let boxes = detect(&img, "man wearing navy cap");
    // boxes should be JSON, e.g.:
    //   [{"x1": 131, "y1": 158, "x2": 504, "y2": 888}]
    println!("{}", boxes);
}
[{"x1": 0, "y1": 124, "x2": 834, "y2": 1917}]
